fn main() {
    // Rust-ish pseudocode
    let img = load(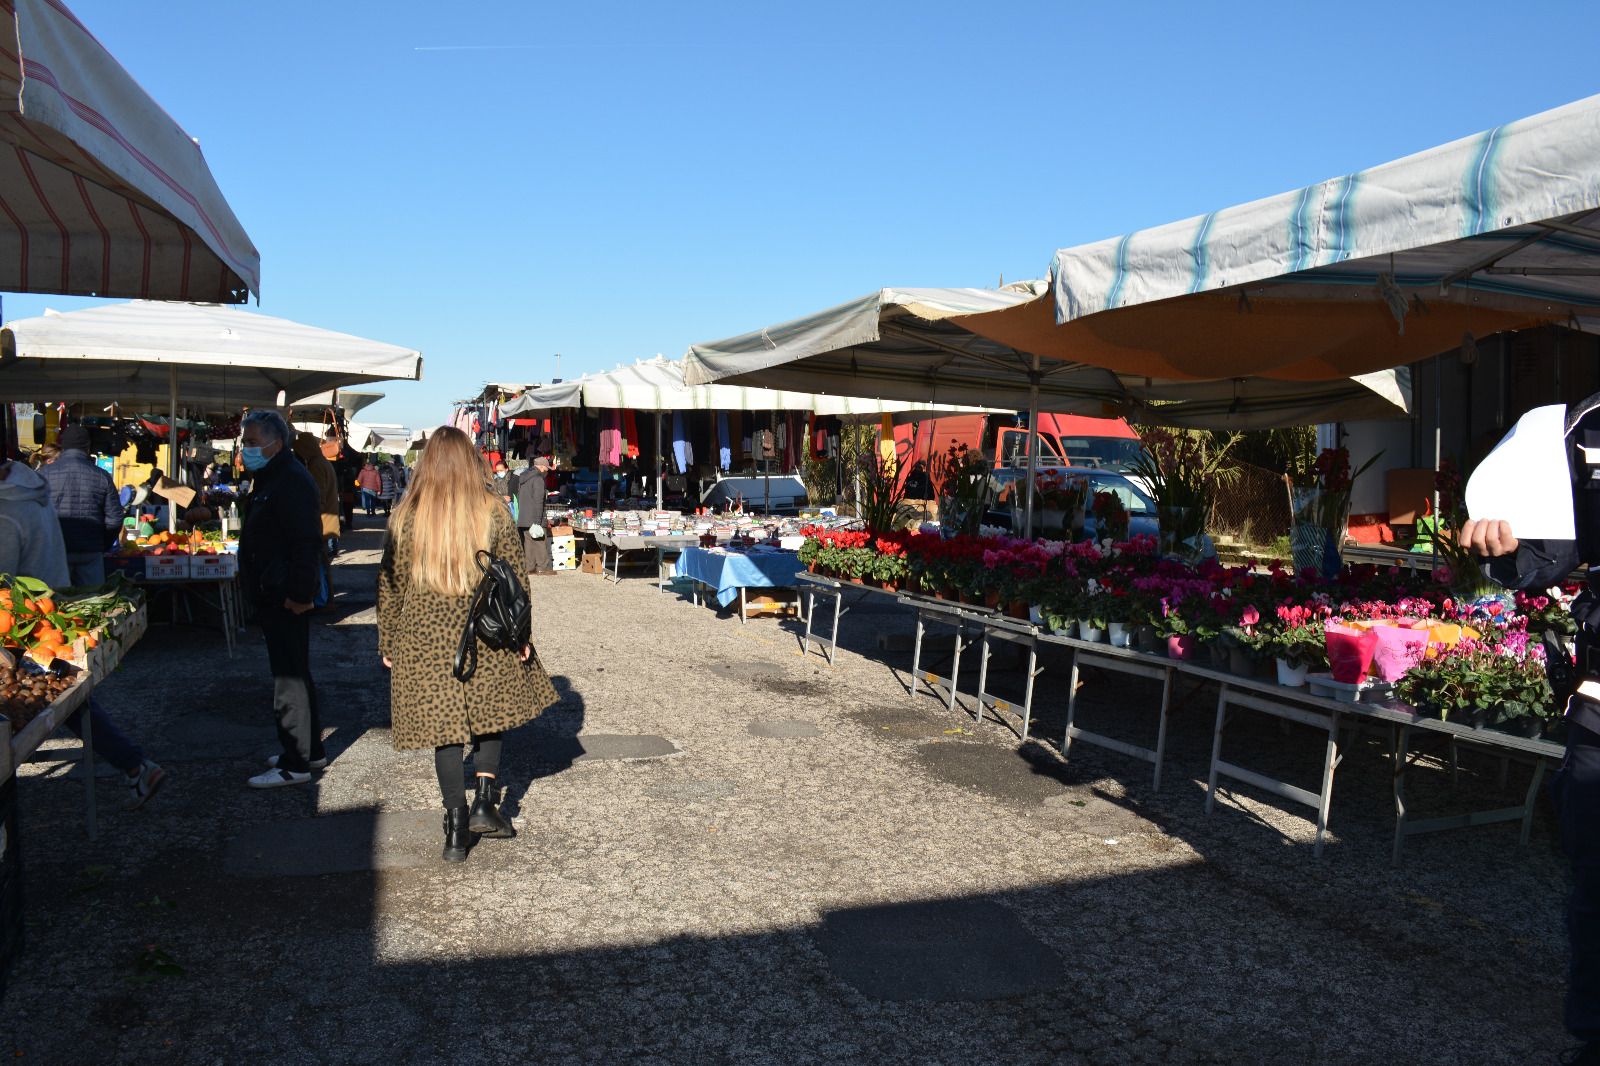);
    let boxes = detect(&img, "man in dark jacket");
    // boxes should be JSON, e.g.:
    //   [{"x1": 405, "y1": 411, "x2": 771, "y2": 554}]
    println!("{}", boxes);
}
[
  {"x1": 238, "y1": 410, "x2": 326, "y2": 788},
  {"x1": 1466, "y1": 393, "x2": 1600, "y2": 1063},
  {"x1": 38, "y1": 424, "x2": 123, "y2": 586}
]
